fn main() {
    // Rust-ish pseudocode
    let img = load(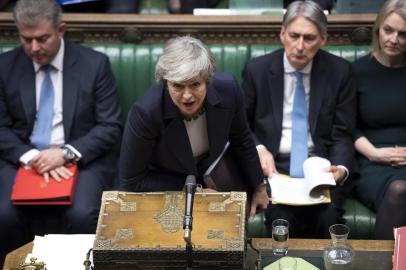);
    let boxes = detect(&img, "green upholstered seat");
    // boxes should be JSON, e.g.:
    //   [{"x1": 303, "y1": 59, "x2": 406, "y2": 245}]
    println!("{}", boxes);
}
[
  {"x1": 342, "y1": 198, "x2": 376, "y2": 239},
  {"x1": 247, "y1": 199, "x2": 376, "y2": 239},
  {"x1": 90, "y1": 44, "x2": 163, "y2": 118},
  {"x1": 0, "y1": 42, "x2": 376, "y2": 238}
]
